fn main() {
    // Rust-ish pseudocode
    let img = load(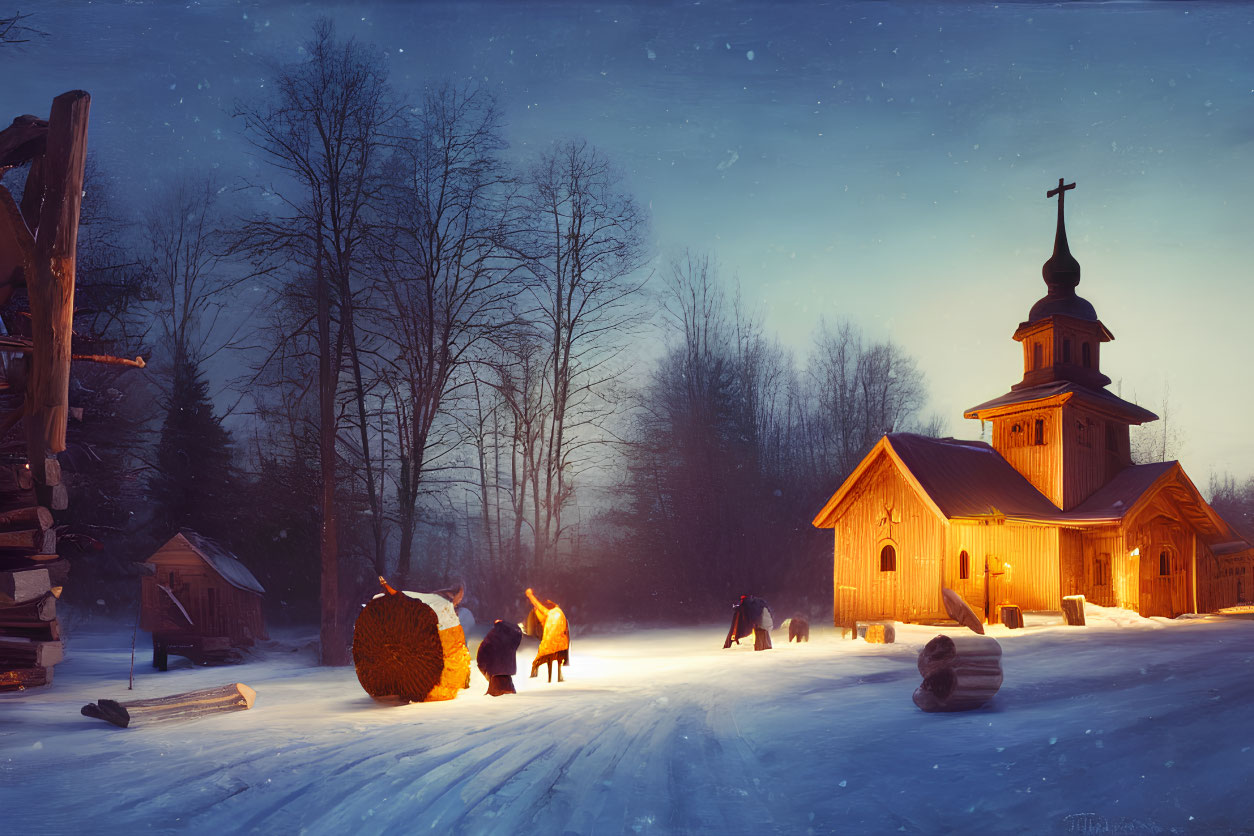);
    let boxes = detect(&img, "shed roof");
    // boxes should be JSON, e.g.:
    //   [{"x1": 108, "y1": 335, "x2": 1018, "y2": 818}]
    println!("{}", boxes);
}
[
  {"x1": 151, "y1": 530, "x2": 266, "y2": 595},
  {"x1": 1060, "y1": 462, "x2": 1176, "y2": 523}
]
